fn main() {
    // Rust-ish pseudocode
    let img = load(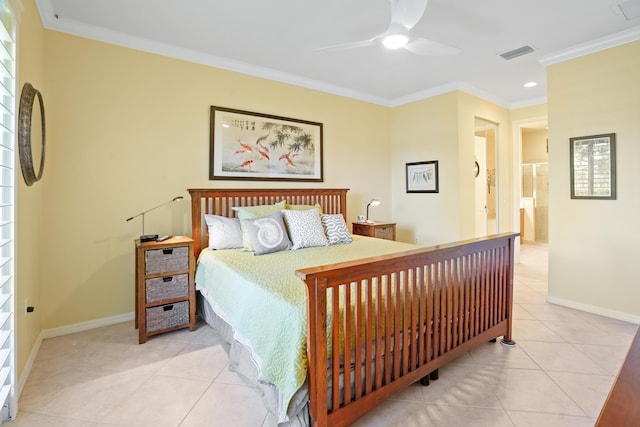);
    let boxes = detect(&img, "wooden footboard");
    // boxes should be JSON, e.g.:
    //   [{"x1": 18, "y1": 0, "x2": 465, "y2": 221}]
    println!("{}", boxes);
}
[
  {"x1": 296, "y1": 232, "x2": 518, "y2": 427},
  {"x1": 188, "y1": 188, "x2": 517, "y2": 427}
]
